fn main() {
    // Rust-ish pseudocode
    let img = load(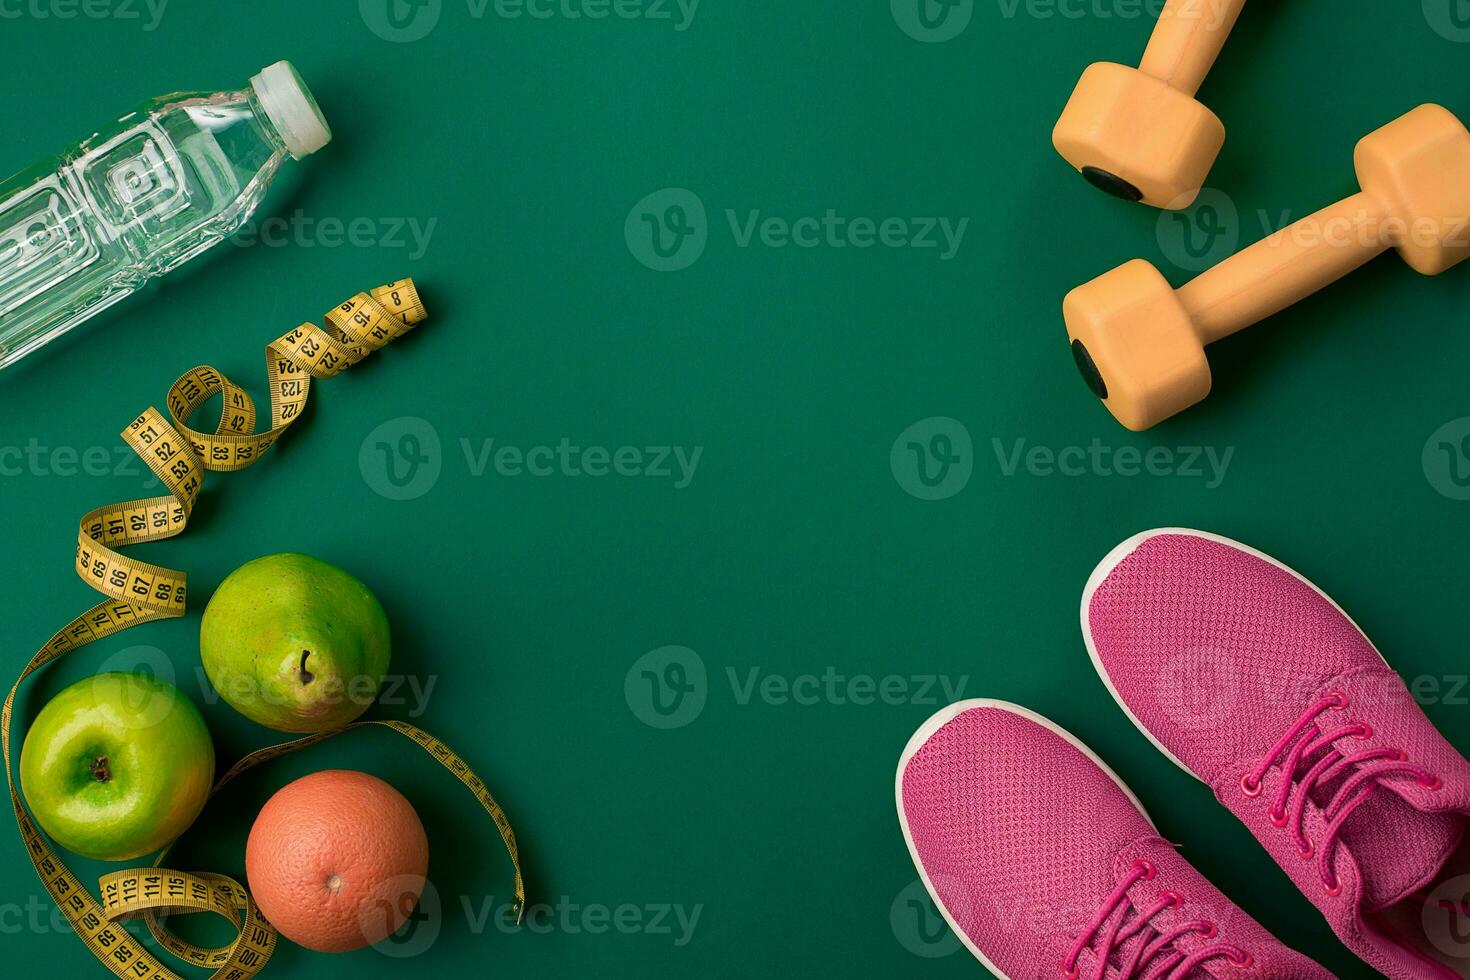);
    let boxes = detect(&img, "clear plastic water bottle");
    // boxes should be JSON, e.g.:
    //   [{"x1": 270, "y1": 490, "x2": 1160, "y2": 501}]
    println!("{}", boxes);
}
[{"x1": 0, "y1": 61, "x2": 331, "y2": 371}]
